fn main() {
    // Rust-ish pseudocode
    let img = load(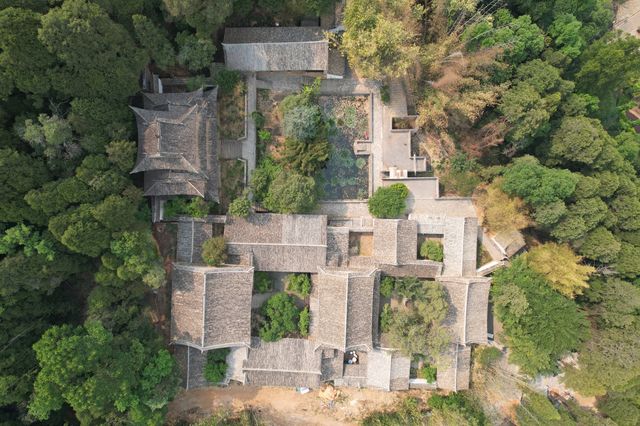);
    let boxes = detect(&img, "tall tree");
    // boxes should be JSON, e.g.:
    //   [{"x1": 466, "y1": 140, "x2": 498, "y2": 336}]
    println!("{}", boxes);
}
[
  {"x1": 39, "y1": 0, "x2": 147, "y2": 100},
  {"x1": 524, "y1": 243, "x2": 594, "y2": 298},
  {"x1": 29, "y1": 321, "x2": 180, "y2": 424},
  {"x1": 163, "y1": 0, "x2": 233, "y2": 36},
  {"x1": 0, "y1": 7, "x2": 53, "y2": 99},
  {"x1": 342, "y1": 0, "x2": 422, "y2": 79},
  {"x1": 492, "y1": 257, "x2": 589, "y2": 375}
]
